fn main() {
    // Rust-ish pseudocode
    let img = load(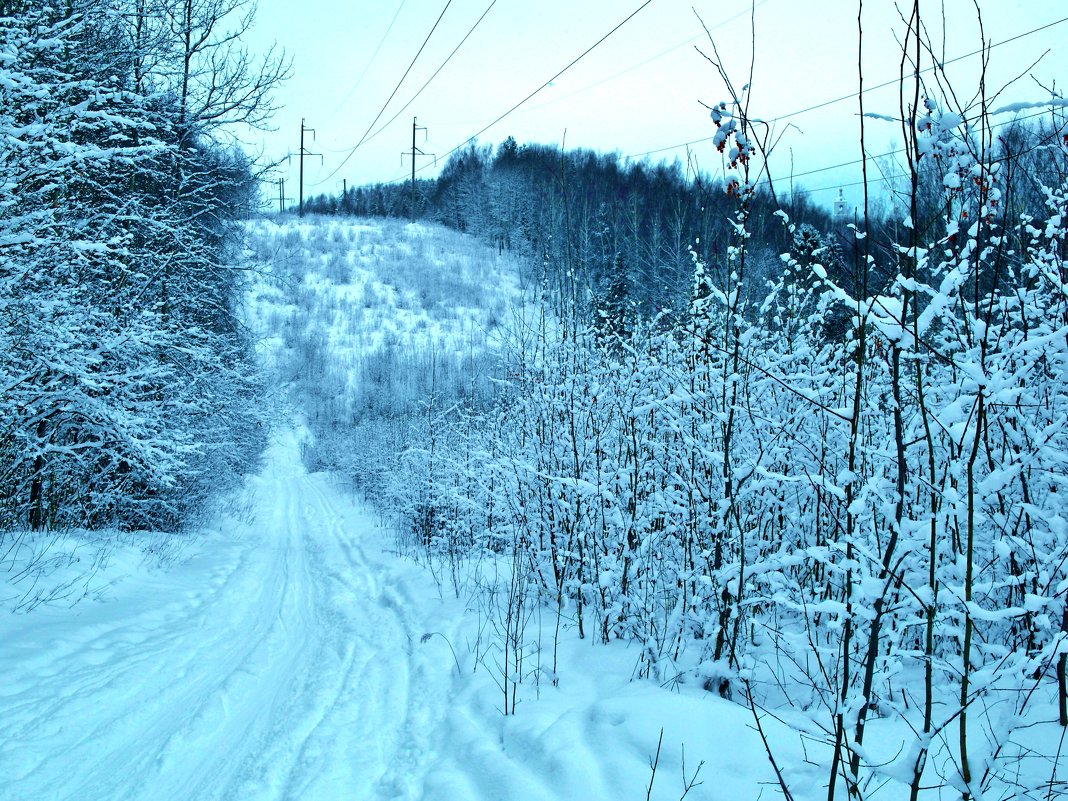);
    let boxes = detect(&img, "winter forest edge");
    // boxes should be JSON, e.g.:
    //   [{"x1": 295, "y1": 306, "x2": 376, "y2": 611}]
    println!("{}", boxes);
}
[{"x1": 4, "y1": 0, "x2": 1068, "y2": 799}]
